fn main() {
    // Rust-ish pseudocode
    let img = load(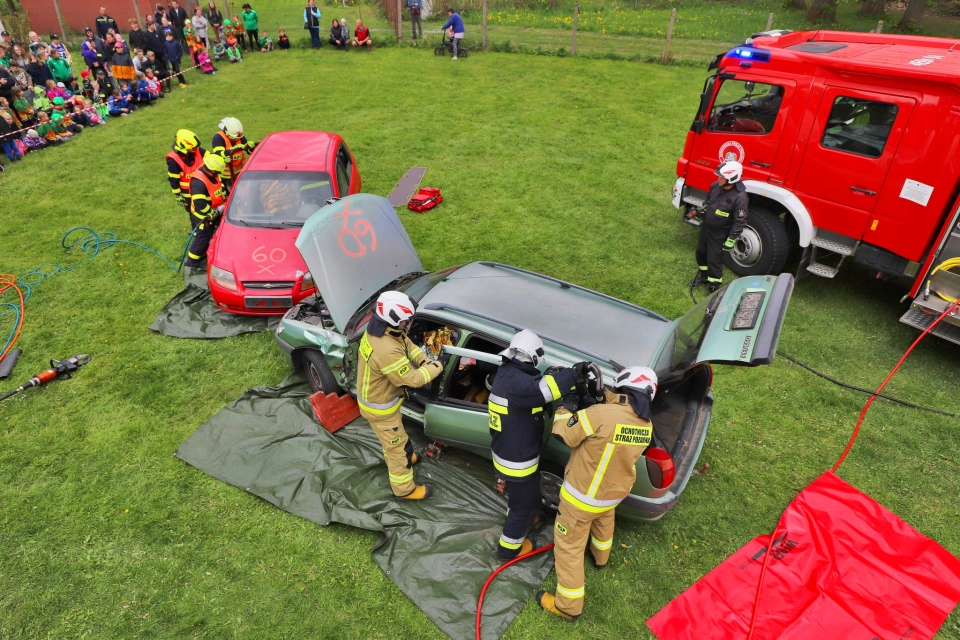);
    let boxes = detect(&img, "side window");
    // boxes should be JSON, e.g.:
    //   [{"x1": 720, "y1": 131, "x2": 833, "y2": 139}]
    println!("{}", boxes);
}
[
  {"x1": 339, "y1": 145, "x2": 353, "y2": 181},
  {"x1": 707, "y1": 80, "x2": 784, "y2": 135},
  {"x1": 820, "y1": 96, "x2": 898, "y2": 158},
  {"x1": 335, "y1": 145, "x2": 350, "y2": 196}
]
